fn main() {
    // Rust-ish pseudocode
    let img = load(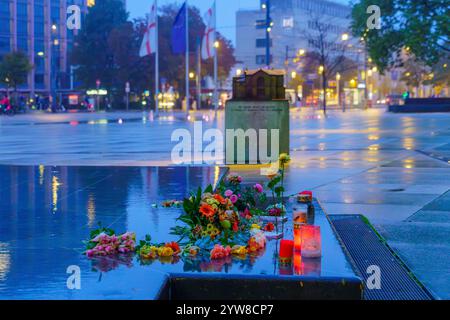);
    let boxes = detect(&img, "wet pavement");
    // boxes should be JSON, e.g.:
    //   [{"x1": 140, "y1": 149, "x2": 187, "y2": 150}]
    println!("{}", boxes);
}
[{"x1": 0, "y1": 108, "x2": 449, "y2": 298}]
